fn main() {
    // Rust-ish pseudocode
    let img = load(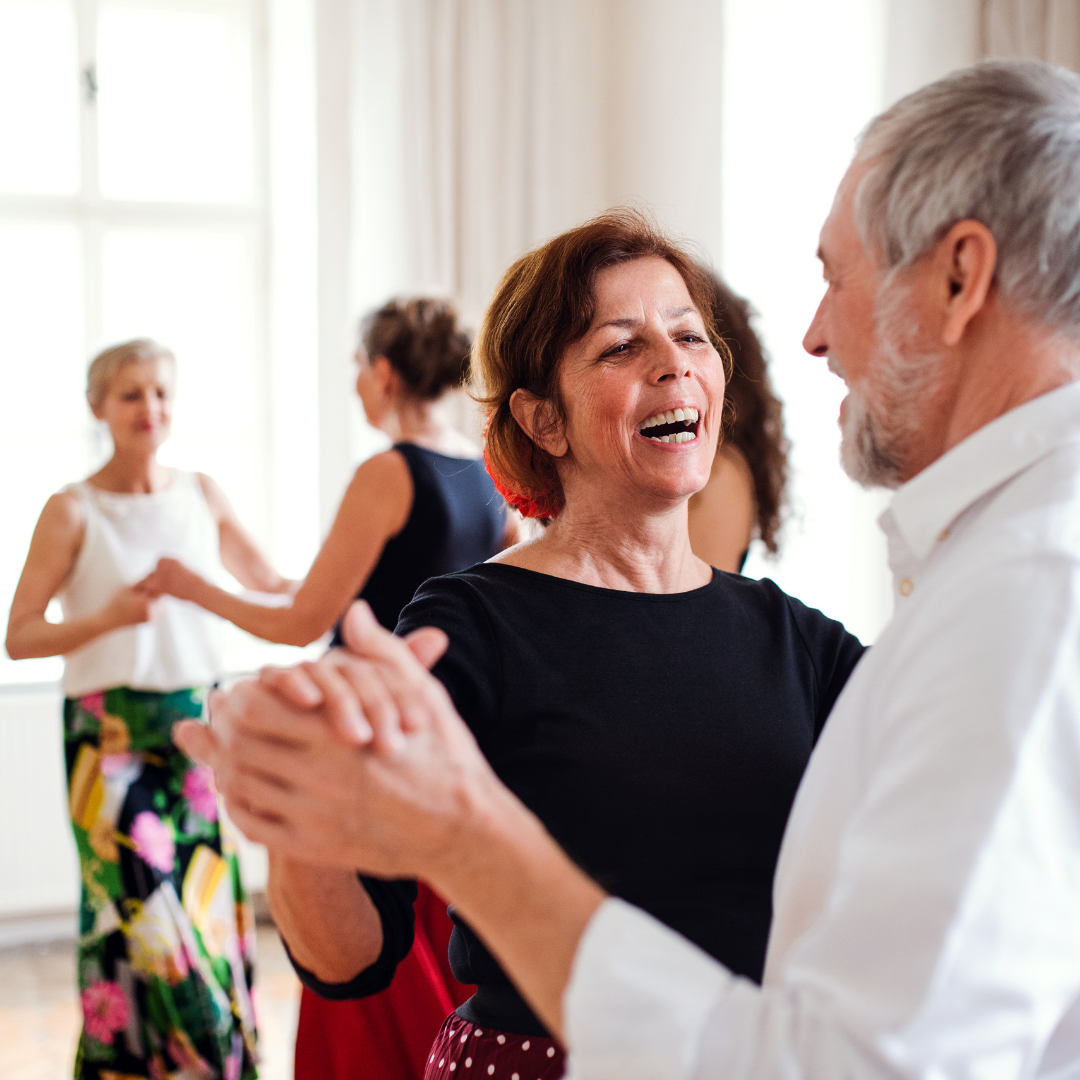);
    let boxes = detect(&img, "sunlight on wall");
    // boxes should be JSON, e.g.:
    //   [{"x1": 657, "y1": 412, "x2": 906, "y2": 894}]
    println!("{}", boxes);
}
[{"x1": 721, "y1": 0, "x2": 894, "y2": 644}]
